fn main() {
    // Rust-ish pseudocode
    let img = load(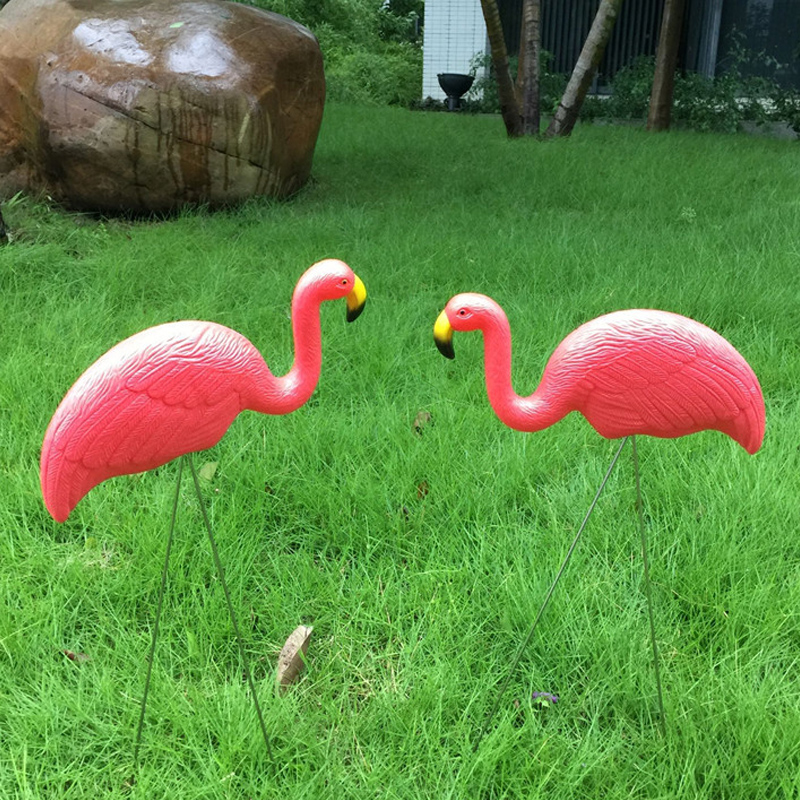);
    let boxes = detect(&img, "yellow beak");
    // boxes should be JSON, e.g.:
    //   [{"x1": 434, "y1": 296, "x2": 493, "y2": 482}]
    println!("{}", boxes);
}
[
  {"x1": 346, "y1": 275, "x2": 367, "y2": 322},
  {"x1": 434, "y1": 309, "x2": 455, "y2": 360}
]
